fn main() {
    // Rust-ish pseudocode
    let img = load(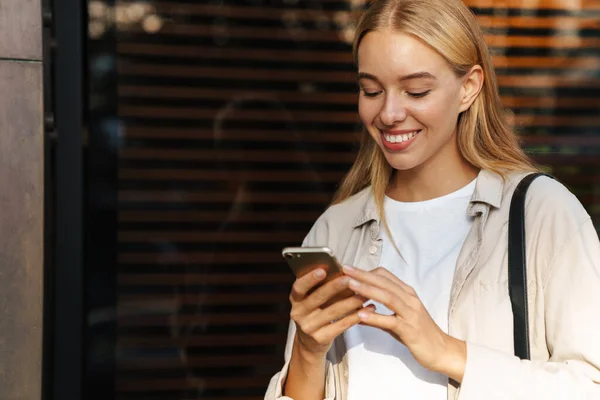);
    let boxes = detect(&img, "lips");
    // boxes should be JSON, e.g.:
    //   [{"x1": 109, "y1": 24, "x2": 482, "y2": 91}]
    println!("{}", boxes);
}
[
  {"x1": 382, "y1": 130, "x2": 420, "y2": 143},
  {"x1": 380, "y1": 129, "x2": 421, "y2": 151}
]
